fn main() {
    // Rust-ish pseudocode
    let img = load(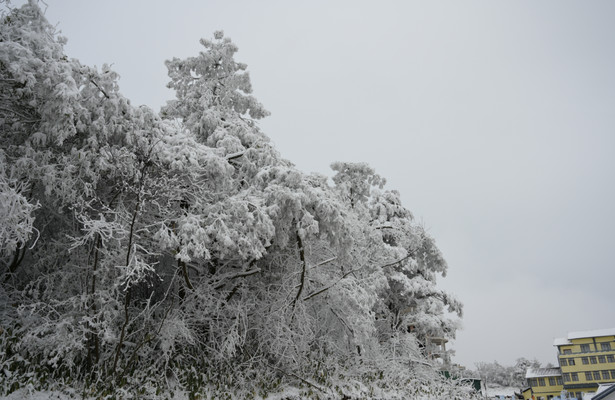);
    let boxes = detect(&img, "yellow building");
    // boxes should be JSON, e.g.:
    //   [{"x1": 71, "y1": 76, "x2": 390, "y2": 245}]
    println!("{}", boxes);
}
[
  {"x1": 523, "y1": 386, "x2": 533, "y2": 400},
  {"x1": 553, "y1": 328, "x2": 615, "y2": 399},
  {"x1": 523, "y1": 367, "x2": 564, "y2": 400}
]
